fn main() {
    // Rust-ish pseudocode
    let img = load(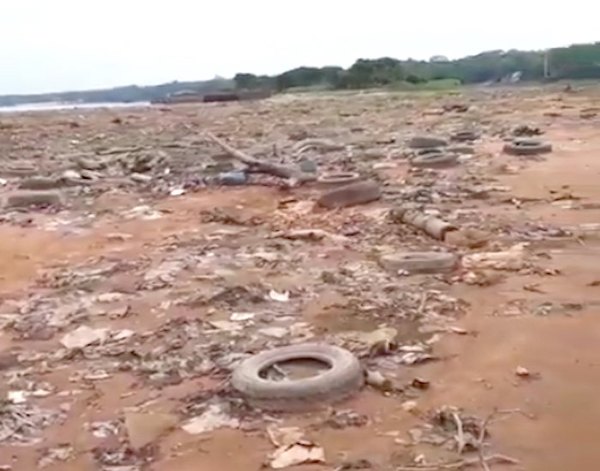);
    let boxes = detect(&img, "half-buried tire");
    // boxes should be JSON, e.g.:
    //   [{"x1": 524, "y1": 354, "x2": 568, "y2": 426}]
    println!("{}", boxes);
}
[
  {"x1": 317, "y1": 172, "x2": 361, "y2": 186},
  {"x1": 408, "y1": 135, "x2": 448, "y2": 149},
  {"x1": 379, "y1": 252, "x2": 457, "y2": 274},
  {"x1": 411, "y1": 153, "x2": 458, "y2": 169},
  {"x1": 232, "y1": 343, "x2": 364, "y2": 412},
  {"x1": 317, "y1": 180, "x2": 381, "y2": 209},
  {"x1": 503, "y1": 139, "x2": 552, "y2": 156}
]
